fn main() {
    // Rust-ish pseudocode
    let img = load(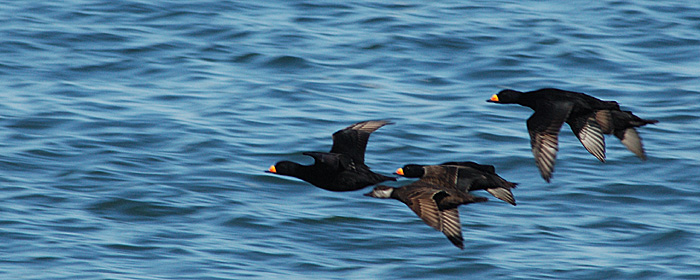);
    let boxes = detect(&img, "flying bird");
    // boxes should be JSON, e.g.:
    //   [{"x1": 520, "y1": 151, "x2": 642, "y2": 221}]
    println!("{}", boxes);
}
[
  {"x1": 365, "y1": 175, "x2": 487, "y2": 249},
  {"x1": 488, "y1": 88, "x2": 658, "y2": 182},
  {"x1": 267, "y1": 120, "x2": 395, "y2": 191},
  {"x1": 397, "y1": 161, "x2": 517, "y2": 205}
]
